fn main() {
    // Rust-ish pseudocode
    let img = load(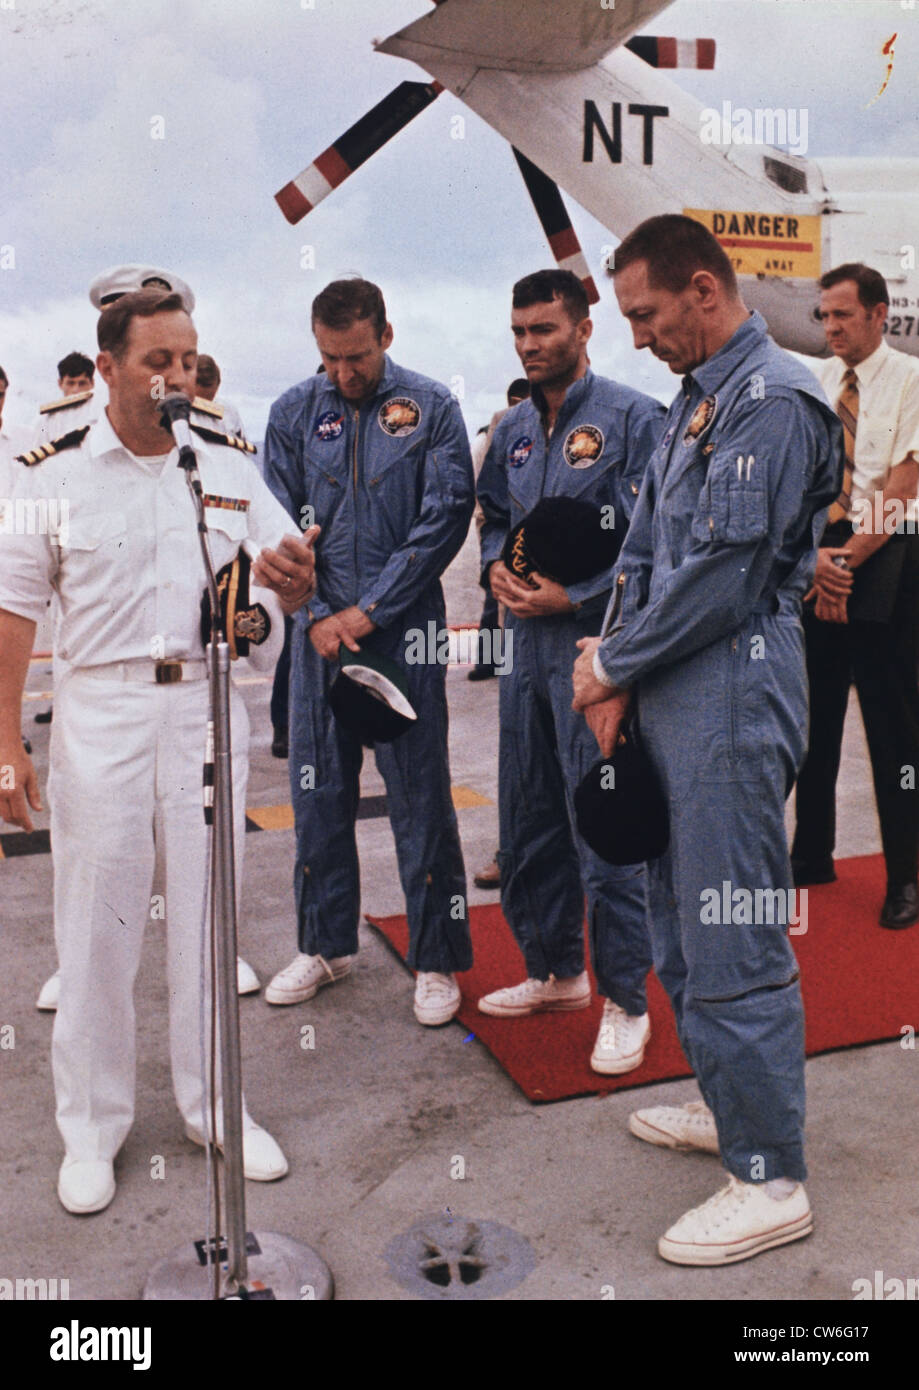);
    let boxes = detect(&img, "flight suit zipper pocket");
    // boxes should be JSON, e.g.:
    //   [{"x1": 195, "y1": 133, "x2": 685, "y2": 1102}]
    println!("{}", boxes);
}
[
  {"x1": 601, "y1": 572, "x2": 626, "y2": 639},
  {"x1": 729, "y1": 634, "x2": 739, "y2": 763},
  {"x1": 351, "y1": 407, "x2": 360, "y2": 581}
]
